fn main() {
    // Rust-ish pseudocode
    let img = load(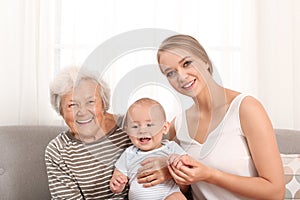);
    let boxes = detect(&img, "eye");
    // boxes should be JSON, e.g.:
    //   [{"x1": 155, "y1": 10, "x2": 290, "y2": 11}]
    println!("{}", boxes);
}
[
  {"x1": 87, "y1": 100, "x2": 95, "y2": 104},
  {"x1": 147, "y1": 123, "x2": 154, "y2": 127},
  {"x1": 68, "y1": 103, "x2": 78, "y2": 108},
  {"x1": 166, "y1": 70, "x2": 177, "y2": 78},
  {"x1": 130, "y1": 125, "x2": 139, "y2": 129},
  {"x1": 183, "y1": 60, "x2": 192, "y2": 67}
]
